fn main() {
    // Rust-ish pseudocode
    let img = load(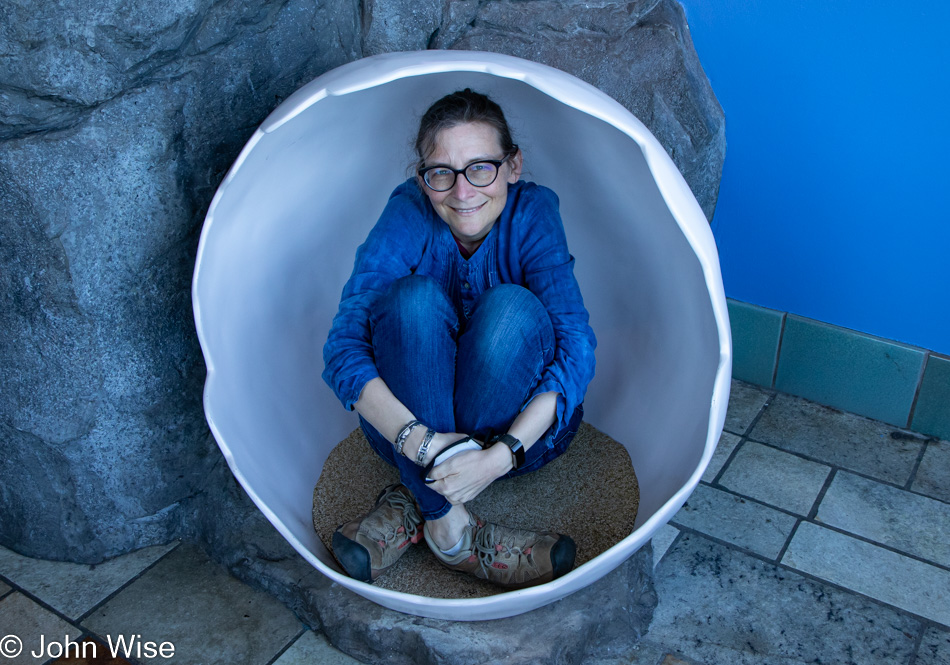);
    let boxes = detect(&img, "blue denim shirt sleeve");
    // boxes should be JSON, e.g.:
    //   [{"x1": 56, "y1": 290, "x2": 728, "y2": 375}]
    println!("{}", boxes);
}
[
  {"x1": 322, "y1": 181, "x2": 430, "y2": 410},
  {"x1": 510, "y1": 184, "x2": 597, "y2": 432}
]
